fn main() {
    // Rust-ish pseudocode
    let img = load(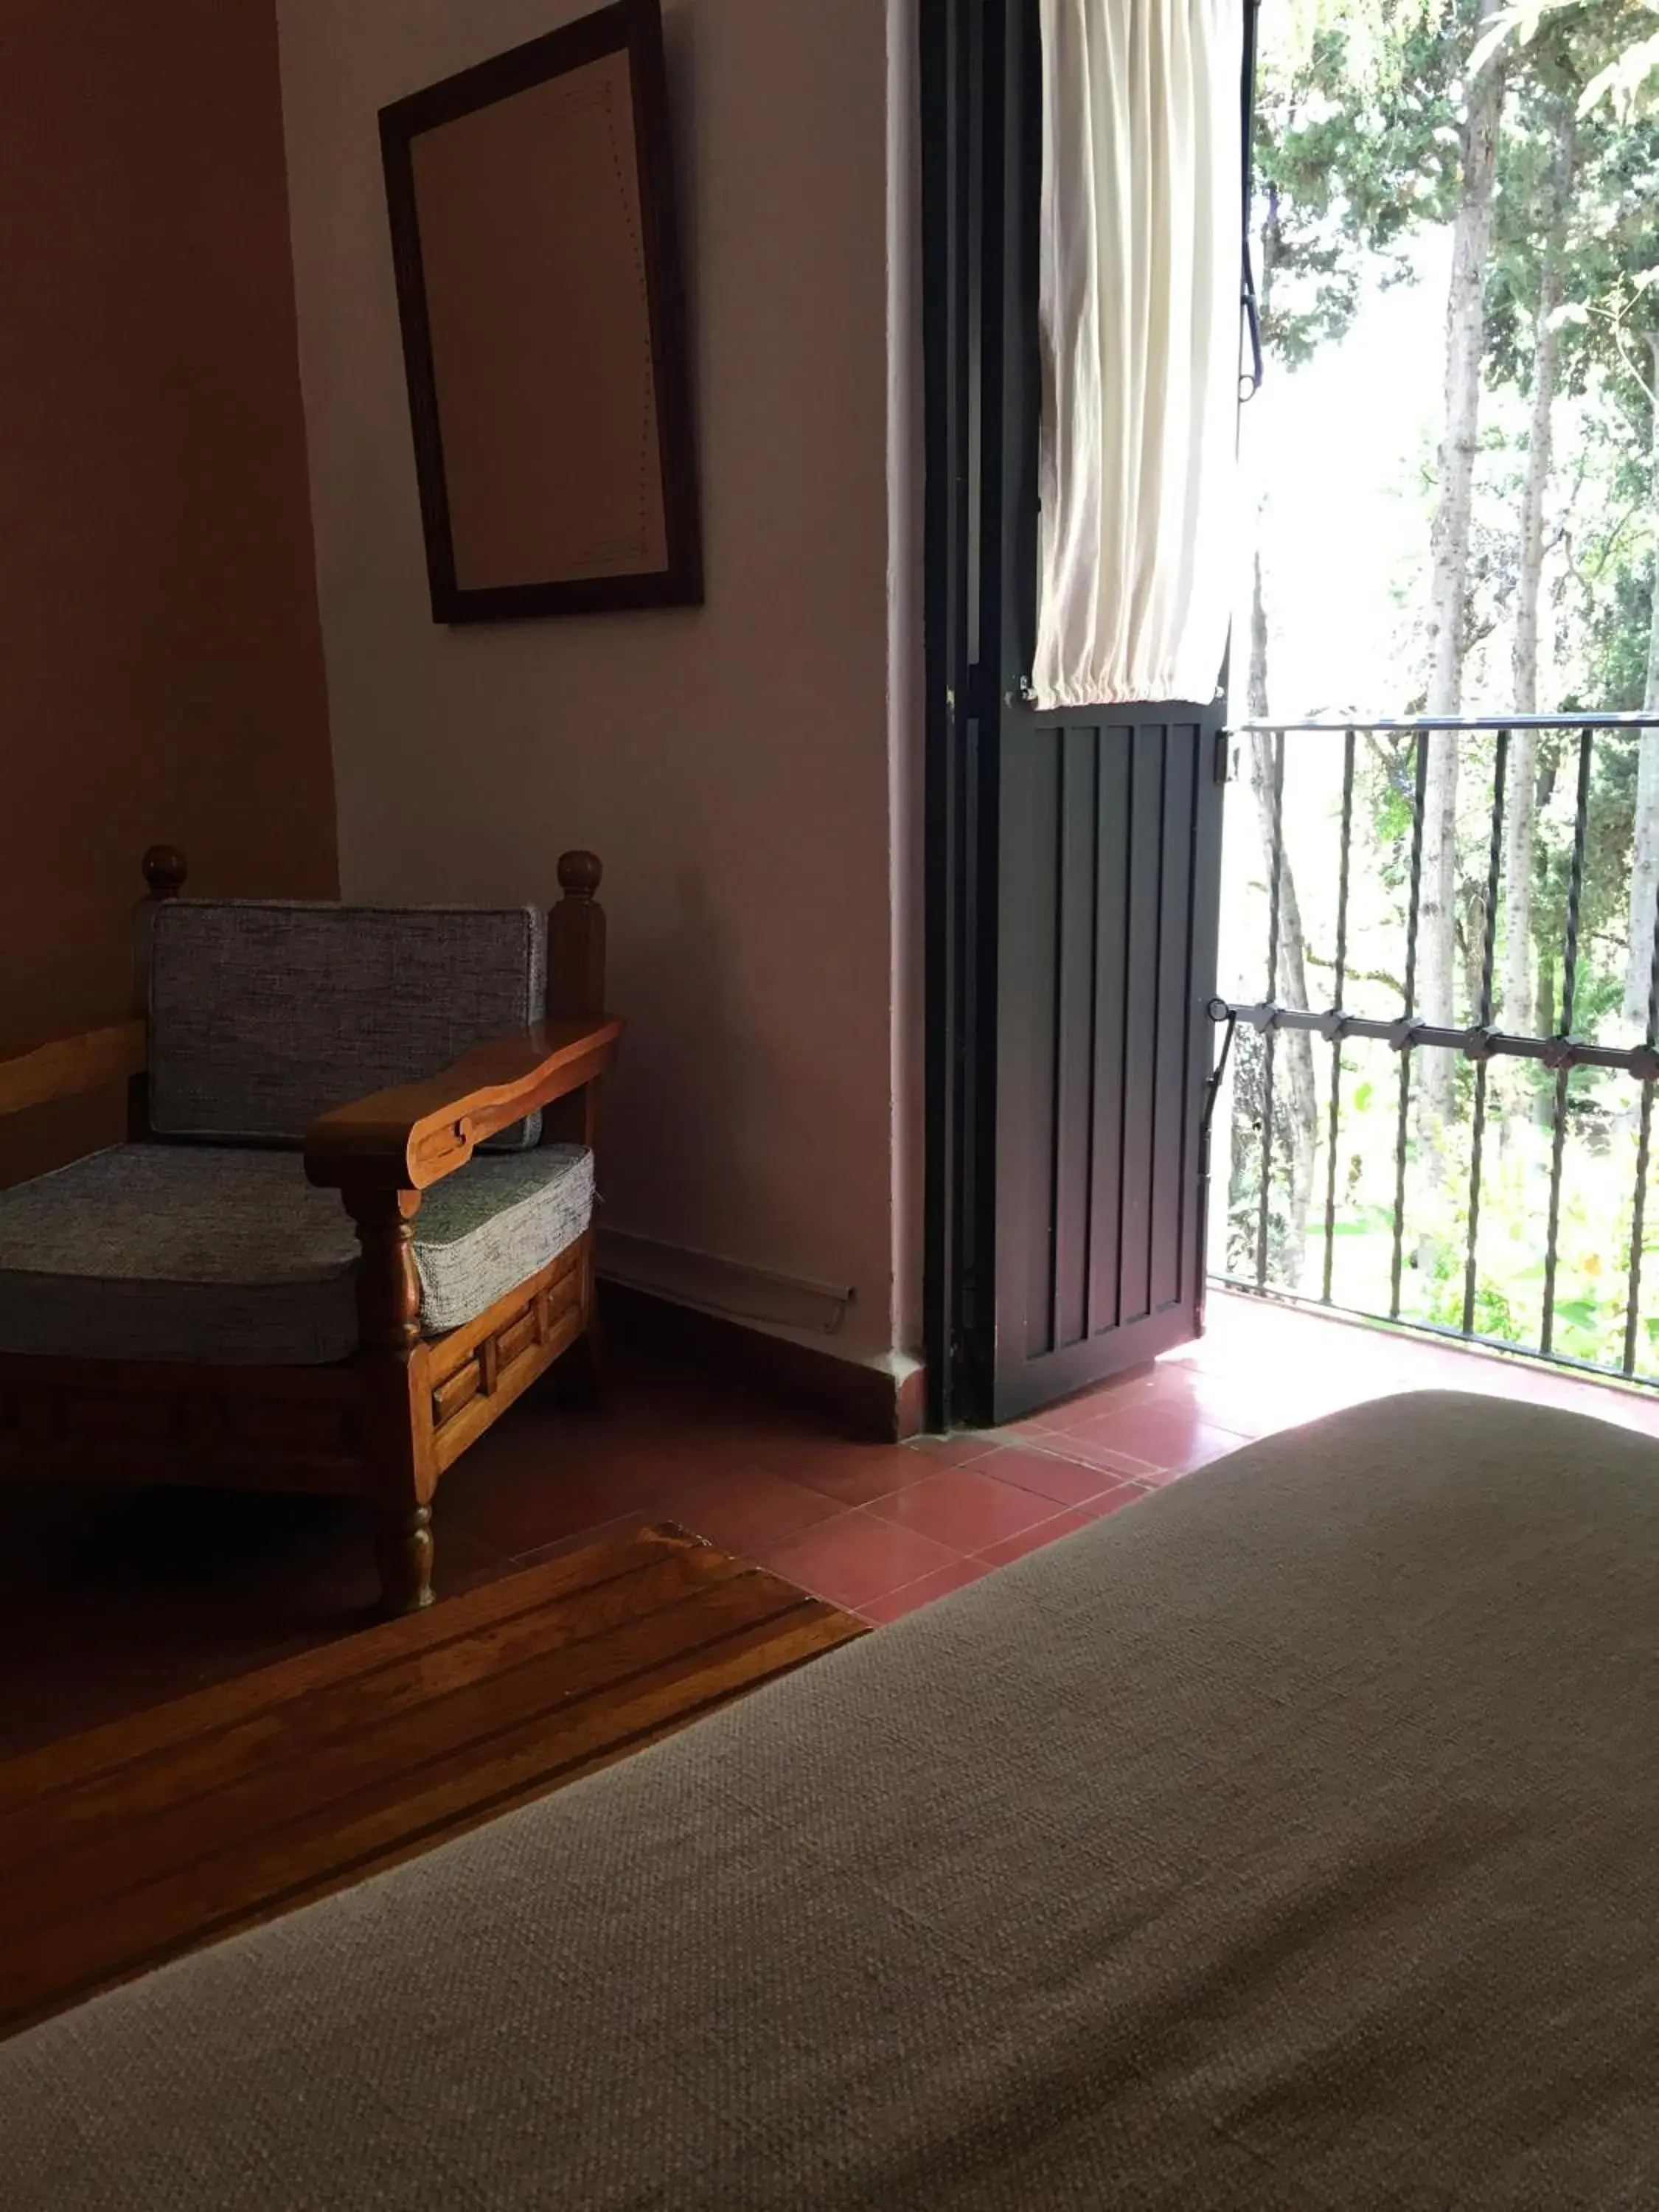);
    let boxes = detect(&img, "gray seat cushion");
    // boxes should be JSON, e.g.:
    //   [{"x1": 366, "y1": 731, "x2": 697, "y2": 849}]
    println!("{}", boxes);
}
[
  {"x1": 0, "y1": 1144, "x2": 593, "y2": 1365},
  {"x1": 147, "y1": 901, "x2": 547, "y2": 1151}
]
